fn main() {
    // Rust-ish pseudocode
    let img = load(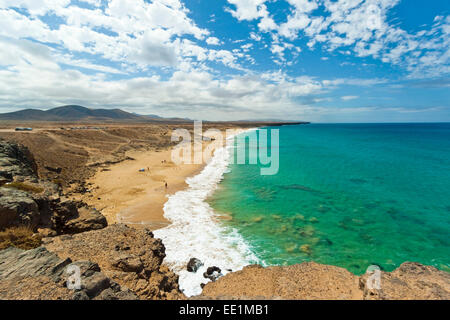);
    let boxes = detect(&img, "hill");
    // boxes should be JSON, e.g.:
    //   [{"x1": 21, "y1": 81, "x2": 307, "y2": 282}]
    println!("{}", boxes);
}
[{"x1": 0, "y1": 105, "x2": 148, "y2": 122}]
